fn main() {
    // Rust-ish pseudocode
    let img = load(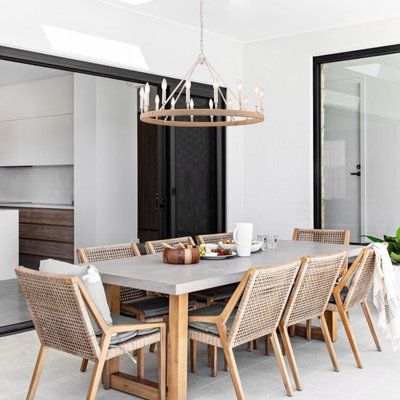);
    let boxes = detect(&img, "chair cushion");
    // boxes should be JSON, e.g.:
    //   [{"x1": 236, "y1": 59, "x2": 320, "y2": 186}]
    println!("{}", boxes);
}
[
  {"x1": 188, "y1": 304, "x2": 236, "y2": 335},
  {"x1": 39, "y1": 259, "x2": 113, "y2": 326},
  {"x1": 96, "y1": 313, "x2": 159, "y2": 345},
  {"x1": 122, "y1": 296, "x2": 196, "y2": 318},
  {"x1": 191, "y1": 284, "x2": 238, "y2": 302},
  {"x1": 329, "y1": 286, "x2": 349, "y2": 304}
]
